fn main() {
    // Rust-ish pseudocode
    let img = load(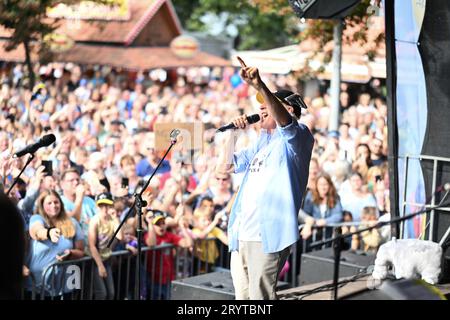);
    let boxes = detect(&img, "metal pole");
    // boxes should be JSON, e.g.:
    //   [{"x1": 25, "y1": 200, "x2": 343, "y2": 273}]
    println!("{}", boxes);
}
[
  {"x1": 401, "y1": 155, "x2": 409, "y2": 238},
  {"x1": 385, "y1": 0, "x2": 400, "y2": 239},
  {"x1": 108, "y1": 130, "x2": 180, "y2": 300},
  {"x1": 429, "y1": 159, "x2": 438, "y2": 241},
  {"x1": 328, "y1": 19, "x2": 343, "y2": 133}
]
